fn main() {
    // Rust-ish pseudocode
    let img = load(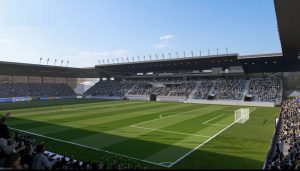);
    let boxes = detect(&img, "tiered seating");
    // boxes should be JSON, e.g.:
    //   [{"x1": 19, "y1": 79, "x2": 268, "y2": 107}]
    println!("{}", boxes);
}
[
  {"x1": 248, "y1": 78, "x2": 281, "y2": 102},
  {"x1": 88, "y1": 77, "x2": 282, "y2": 102},
  {"x1": 265, "y1": 96, "x2": 300, "y2": 169},
  {"x1": 128, "y1": 83, "x2": 152, "y2": 95},
  {"x1": 143, "y1": 82, "x2": 196, "y2": 97},
  {"x1": 0, "y1": 83, "x2": 75, "y2": 98},
  {"x1": 211, "y1": 78, "x2": 245, "y2": 100},
  {"x1": 193, "y1": 80, "x2": 214, "y2": 99},
  {"x1": 83, "y1": 81, "x2": 134, "y2": 97}
]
